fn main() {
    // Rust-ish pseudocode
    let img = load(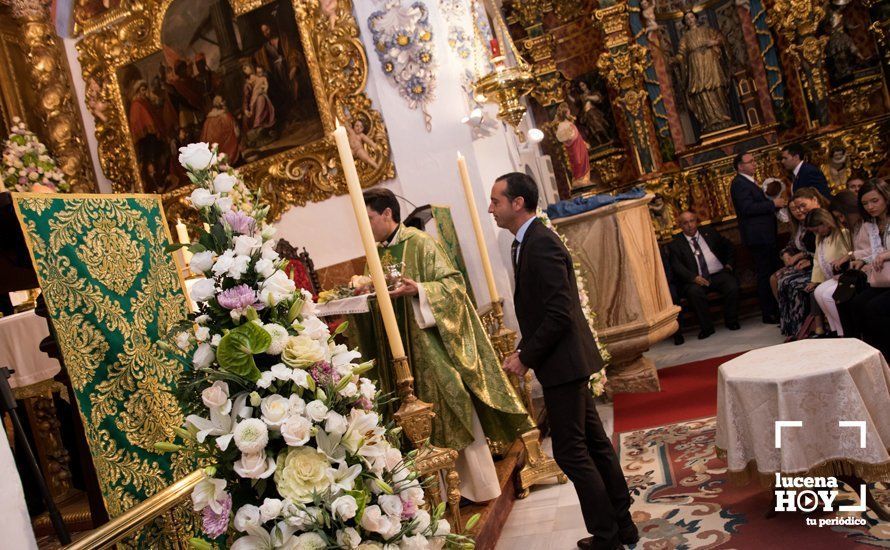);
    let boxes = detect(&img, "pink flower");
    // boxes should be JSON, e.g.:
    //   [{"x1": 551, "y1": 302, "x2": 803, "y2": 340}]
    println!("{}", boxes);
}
[
  {"x1": 217, "y1": 284, "x2": 264, "y2": 312},
  {"x1": 223, "y1": 210, "x2": 256, "y2": 236},
  {"x1": 202, "y1": 492, "x2": 231, "y2": 538}
]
